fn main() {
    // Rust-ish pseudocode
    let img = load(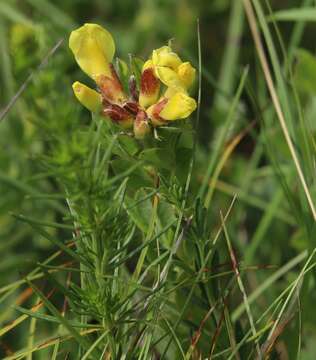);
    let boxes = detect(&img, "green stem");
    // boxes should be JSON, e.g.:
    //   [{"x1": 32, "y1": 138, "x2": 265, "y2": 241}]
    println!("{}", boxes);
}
[{"x1": 132, "y1": 191, "x2": 159, "y2": 285}]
